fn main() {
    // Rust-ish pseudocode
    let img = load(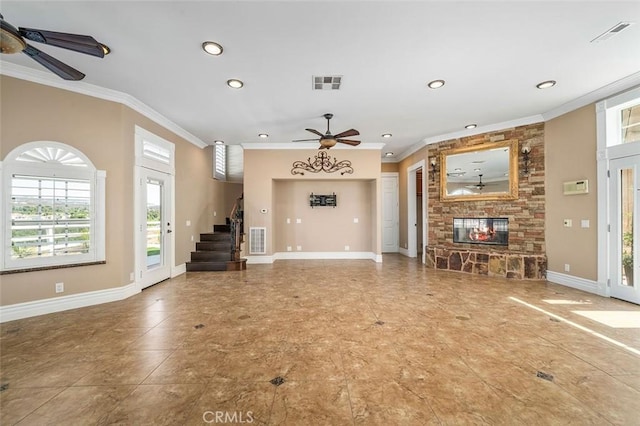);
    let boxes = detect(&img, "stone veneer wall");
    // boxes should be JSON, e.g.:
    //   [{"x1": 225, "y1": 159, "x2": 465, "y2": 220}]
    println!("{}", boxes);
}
[{"x1": 426, "y1": 123, "x2": 546, "y2": 279}]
